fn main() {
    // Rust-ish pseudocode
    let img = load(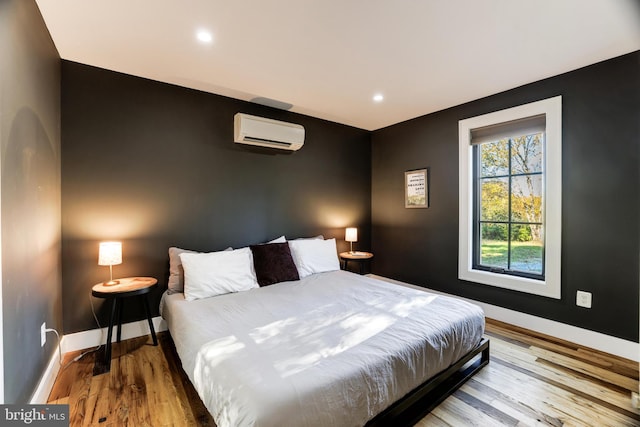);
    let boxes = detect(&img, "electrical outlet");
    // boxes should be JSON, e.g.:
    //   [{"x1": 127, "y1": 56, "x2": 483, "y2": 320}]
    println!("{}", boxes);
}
[
  {"x1": 576, "y1": 290, "x2": 592, "y2": 308},
  {"x1": 41, "y1": 322, "x2": 46, "y2": 347}
]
